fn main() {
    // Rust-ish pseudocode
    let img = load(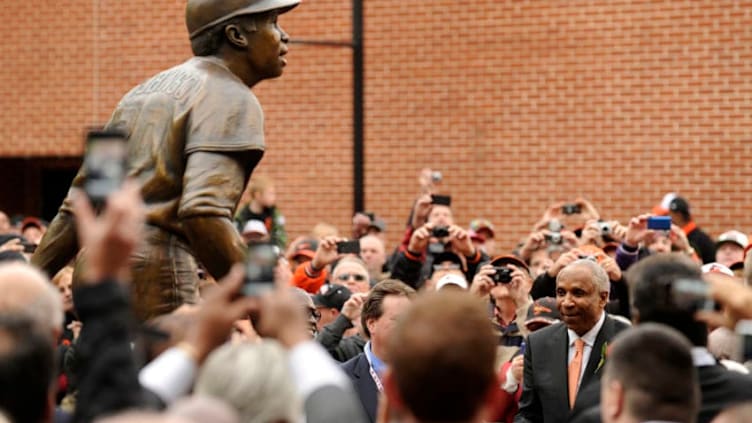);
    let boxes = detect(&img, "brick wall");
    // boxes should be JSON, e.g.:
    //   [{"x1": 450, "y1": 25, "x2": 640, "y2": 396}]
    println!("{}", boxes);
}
[{"x1": 2, "y1": 0, "x2": 751, "y2": 253}]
